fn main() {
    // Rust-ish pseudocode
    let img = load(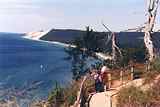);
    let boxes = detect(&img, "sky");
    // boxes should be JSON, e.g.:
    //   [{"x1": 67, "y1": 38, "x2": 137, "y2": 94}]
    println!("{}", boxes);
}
[{"x1": 0, "y1": 0, "x2": 159, "y2": 33}]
